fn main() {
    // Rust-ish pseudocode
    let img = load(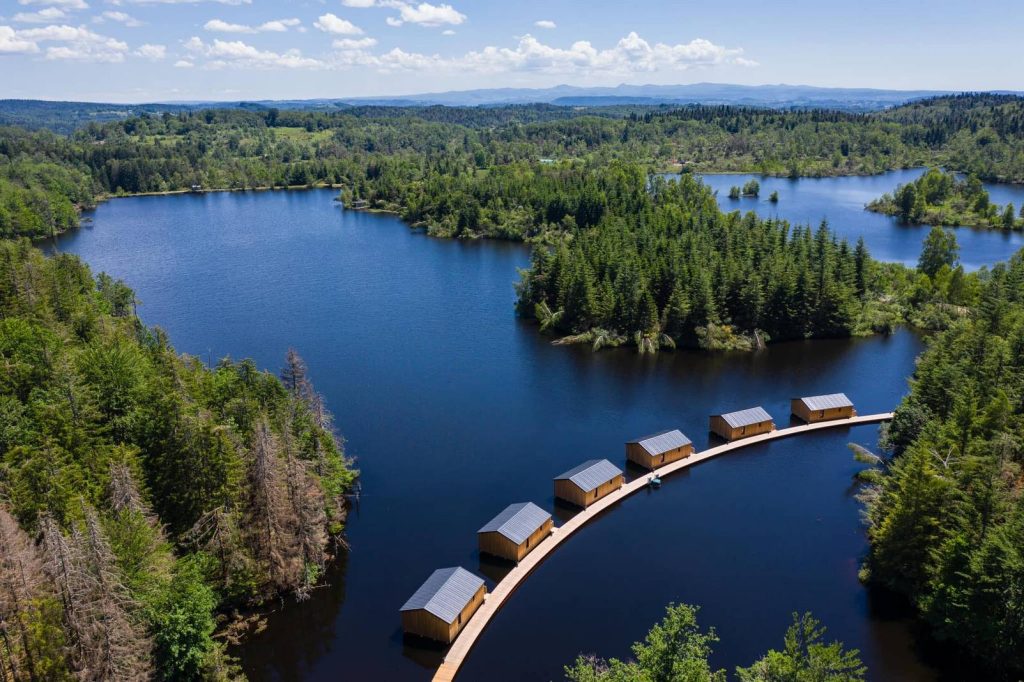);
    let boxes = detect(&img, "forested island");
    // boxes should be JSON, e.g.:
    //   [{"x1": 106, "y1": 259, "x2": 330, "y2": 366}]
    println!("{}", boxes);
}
[
  {"x1": 868, "y1": 167, "x2": 1023, "y2": 229},
  {"x1": 0, "y1": 240, "x2": 357, "y2": 678}
]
